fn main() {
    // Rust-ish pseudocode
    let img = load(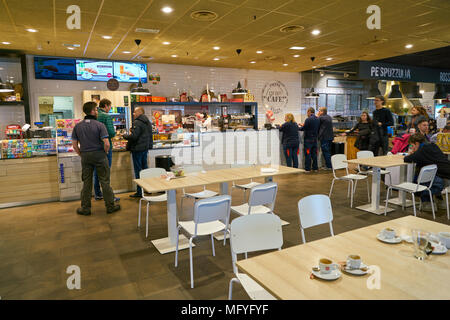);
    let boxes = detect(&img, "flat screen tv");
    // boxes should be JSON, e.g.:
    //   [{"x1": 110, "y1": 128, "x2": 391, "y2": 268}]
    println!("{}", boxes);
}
[
  {"x1": 113, "y1": 62, "x2": 147, "y2": 83},
  {"x1": 34, "y1": 57, "x2": 77, "y2": 80},
  {"x1": 76, "y1": 60, "x2": 114, "y2": 81}
]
